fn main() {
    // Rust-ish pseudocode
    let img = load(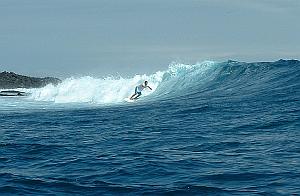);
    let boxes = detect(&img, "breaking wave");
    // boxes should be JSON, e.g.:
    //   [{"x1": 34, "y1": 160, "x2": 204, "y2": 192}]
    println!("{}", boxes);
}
[
  {"x1": 26, "y1": 59, "x2": 300, "y2": 104},
  {"x1": 27, "y1": 61, "x2": 216, "y2": 104}
]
